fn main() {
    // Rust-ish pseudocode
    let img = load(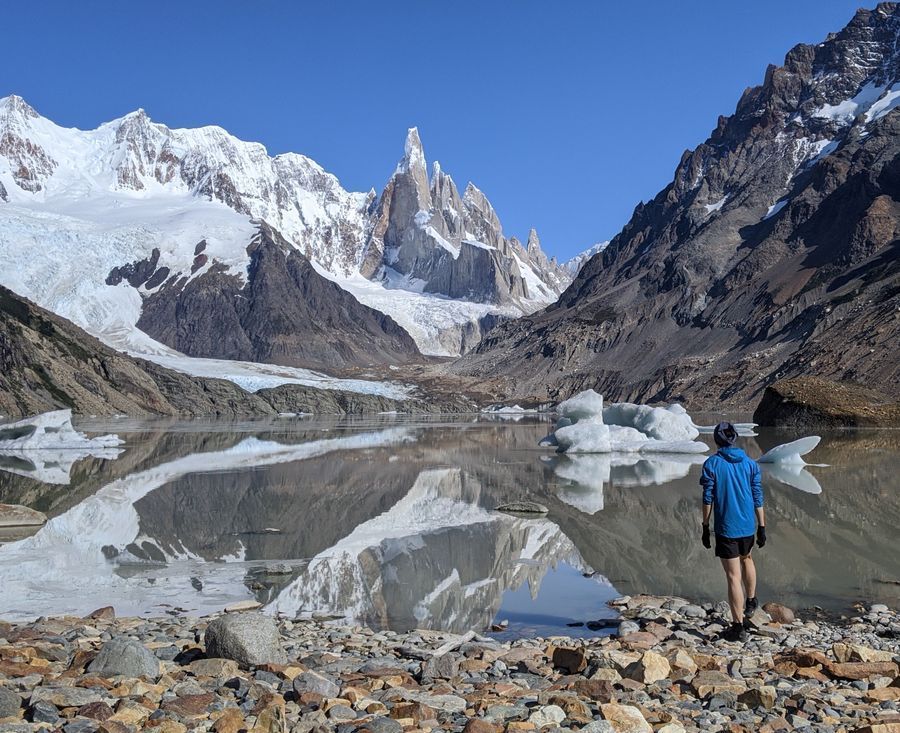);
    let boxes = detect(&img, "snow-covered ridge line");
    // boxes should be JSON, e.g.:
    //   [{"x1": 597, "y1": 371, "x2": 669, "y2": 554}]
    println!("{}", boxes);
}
[{"x1": 0, "y1": 95, "x2": 571, "y2": 359}]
